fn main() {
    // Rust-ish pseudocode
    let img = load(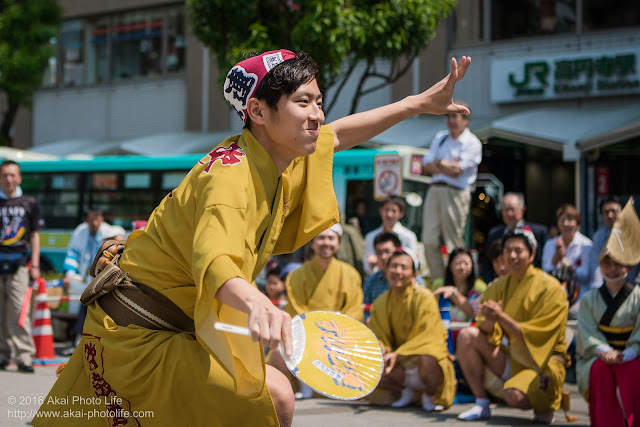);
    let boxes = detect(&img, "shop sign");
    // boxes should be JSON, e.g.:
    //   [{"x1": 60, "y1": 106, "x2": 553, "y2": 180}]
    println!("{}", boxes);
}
[
  {"x1": 596, "y1": 167, "x2": 609, "y2": 197},
  {"x1": 491, "y1": 48, "x2": 640, "y2": 103},
  {"x1": 374, "y1": 154, "x2": 403, "y2": 200}
]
